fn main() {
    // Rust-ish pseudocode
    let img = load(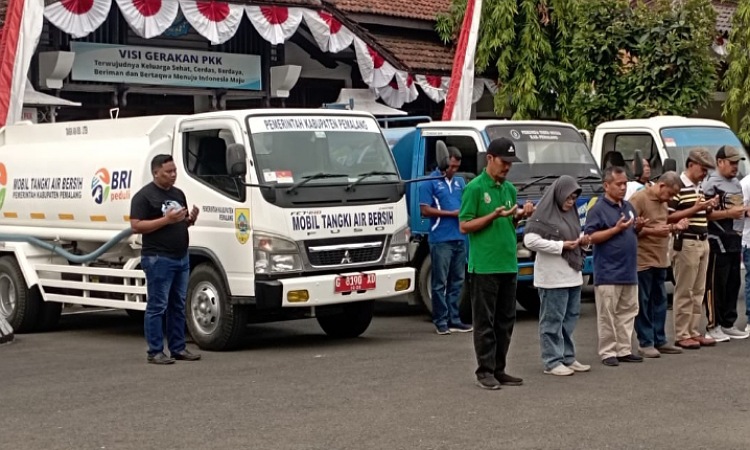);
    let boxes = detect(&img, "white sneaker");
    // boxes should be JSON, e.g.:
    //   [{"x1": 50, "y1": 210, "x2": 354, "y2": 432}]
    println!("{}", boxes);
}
[
  {"x1": 707, "y1": 327, "x2": 730, "y2": 343},
  {"x1": 544, "y1": 364, "x2": 574, "y2": 376},
  {"x1": 567, "y1": 361, "x2": 591, "y2": 372},
  {"x1": 745, "y1": 324, "x2": 750, "y2": 334},
  {"x1": 721, "y1": 326, "x2": 750, "y2": 339}
]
